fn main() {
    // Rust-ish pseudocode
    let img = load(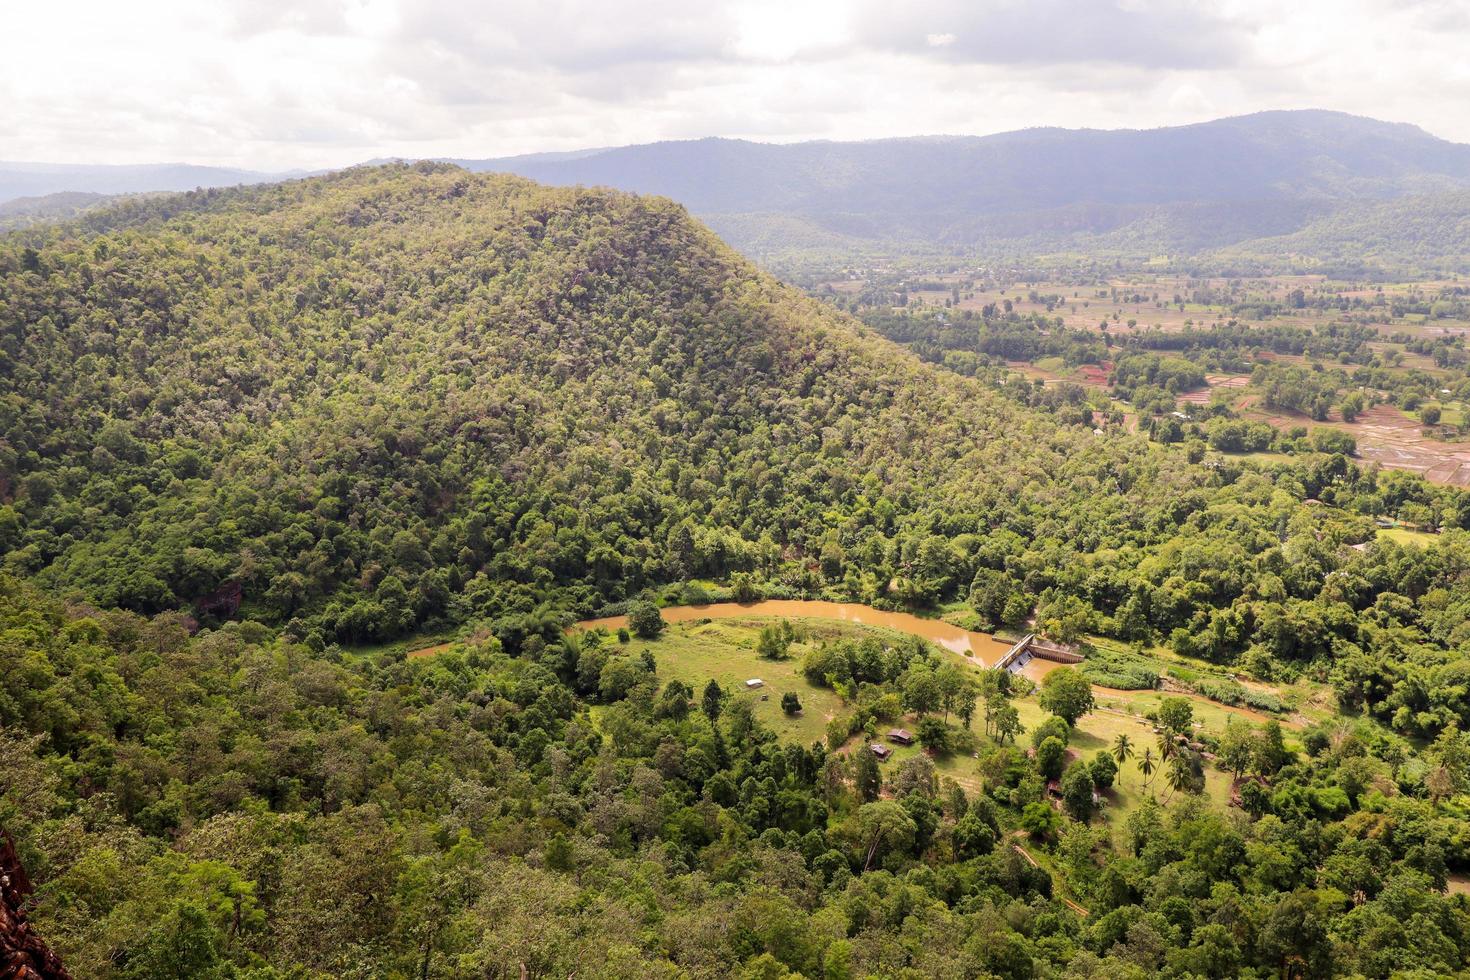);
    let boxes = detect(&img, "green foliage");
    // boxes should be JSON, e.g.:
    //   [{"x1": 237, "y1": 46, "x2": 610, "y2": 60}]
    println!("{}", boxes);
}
[
  {"x1": 1089, "y1": 751, "x2": 1118, "y2": 790},
  {"x1": 1039, "y1": 668, "x2": 1095, "y2": 726},
  {"x1": 756, "y1": 619, "x2": 797, "y2": 660},
  {"x1": 627, "y1": 601, "x2": 666, "y2": 640},
  {"x1": 1157, "y1": 696, "x2": 1194, "y2": 736},
  {"x1": 1060, "y1": 761, "x2": 1096, "y2": 822},
  {"x1": 1036, "y1": 736, "x2": 1067, "y2": 780}
]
